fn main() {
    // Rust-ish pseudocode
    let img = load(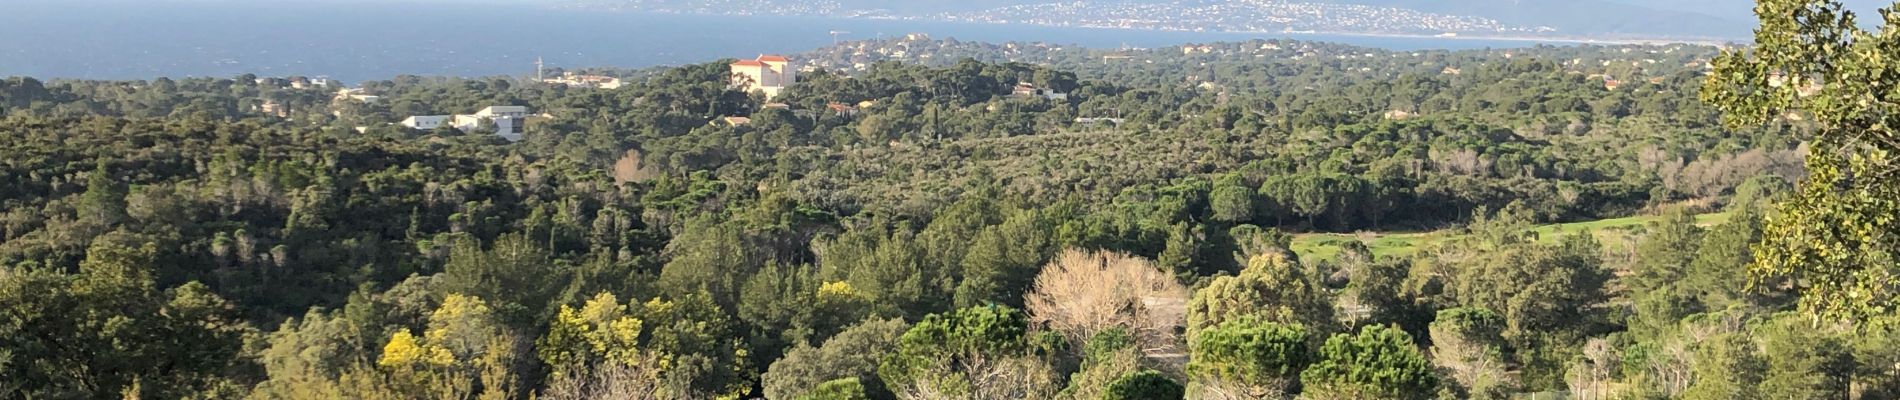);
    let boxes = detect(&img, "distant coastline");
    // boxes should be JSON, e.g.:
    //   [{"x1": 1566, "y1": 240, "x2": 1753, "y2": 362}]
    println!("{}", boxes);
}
[
  {"x1": 1268, "y1": 30, "x2": 1736, "y2": 48},
  {"x1": 841, "y1": 15, "x2": 1742, "y2": 48},
  {"x1": 569, "y1": 6, "x2": 1747, "y2": 48},
  {"x1": 0, "y1": 2, "x2": 1734, "y2": 82}
]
